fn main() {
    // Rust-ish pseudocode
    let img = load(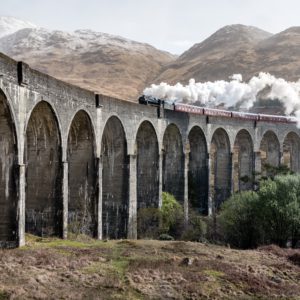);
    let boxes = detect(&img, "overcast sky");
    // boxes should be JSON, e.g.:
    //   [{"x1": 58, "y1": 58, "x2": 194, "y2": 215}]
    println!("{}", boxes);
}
[{"x1": 1, "y1": 0, "x2": 300, "y2": 54}]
